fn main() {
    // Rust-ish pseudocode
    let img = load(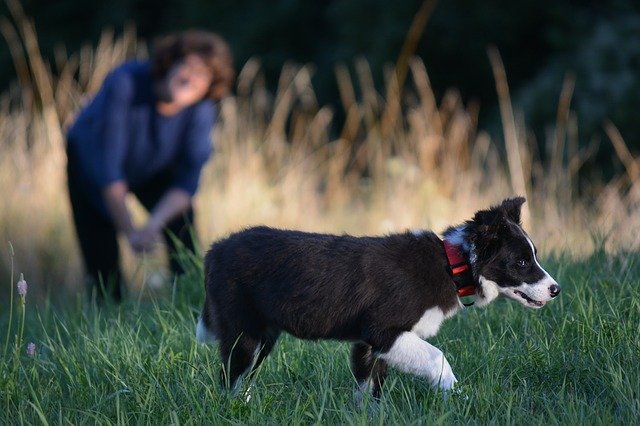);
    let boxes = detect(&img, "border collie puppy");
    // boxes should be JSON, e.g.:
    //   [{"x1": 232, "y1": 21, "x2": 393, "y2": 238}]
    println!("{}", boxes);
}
[{"x1": 197, "y1": 197, "x2": 560, "y2": 397}]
